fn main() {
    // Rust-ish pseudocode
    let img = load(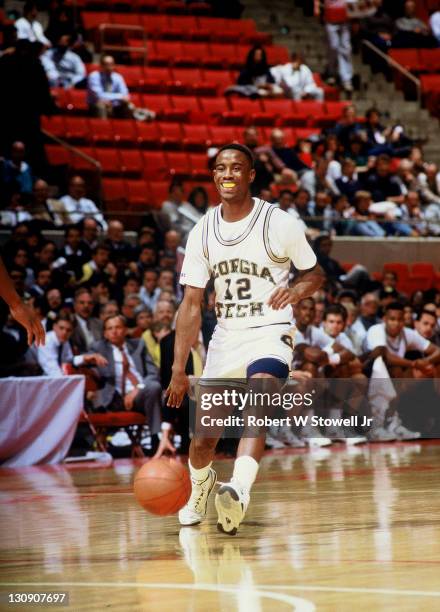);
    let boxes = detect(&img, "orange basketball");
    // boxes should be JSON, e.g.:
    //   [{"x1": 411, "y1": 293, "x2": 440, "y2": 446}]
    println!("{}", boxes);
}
[{"x1": 133, "y1": 458, "x2": 191, "y2": 516}]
